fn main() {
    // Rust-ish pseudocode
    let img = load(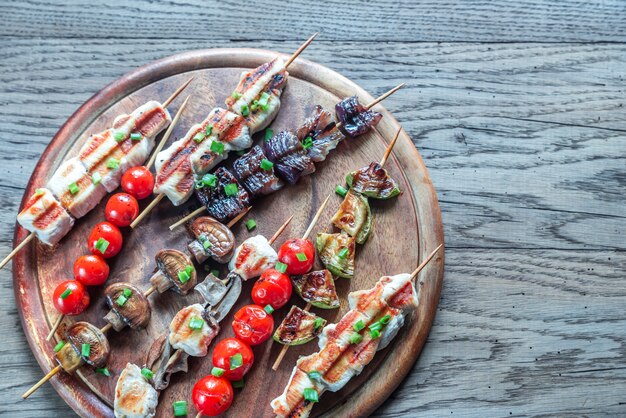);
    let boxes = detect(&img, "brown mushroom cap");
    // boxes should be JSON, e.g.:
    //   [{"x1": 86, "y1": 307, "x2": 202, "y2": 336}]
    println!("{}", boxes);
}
[
  {"x1": 65, "y1": 321, "x2": 110, "y2": 368},
  {"x1": 104, "y1": 282, "x2": 151, "y2": 331},
  {"x1": 150, "y1": 249, "x2": 197, "y2": 295},
  {"x1": 188, "y1": 216, "x2": 235, "y2": 264}
]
